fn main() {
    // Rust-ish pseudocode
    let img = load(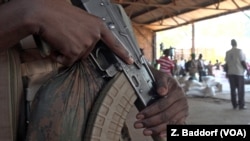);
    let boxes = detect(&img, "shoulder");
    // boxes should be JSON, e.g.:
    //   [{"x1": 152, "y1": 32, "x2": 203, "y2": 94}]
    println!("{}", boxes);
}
[
  {"x1": 235, "y1": 48, "x2": 245, "y2": 55},
  {"x1": 237, "y1": 49, "x2": 244, "y2": 54},
  {"x1": 226, "y1": 49, "x2": 232, "y2": 54},
  {"x1": 236, "y1": 48, "x2": 242, "y2": 52}
]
